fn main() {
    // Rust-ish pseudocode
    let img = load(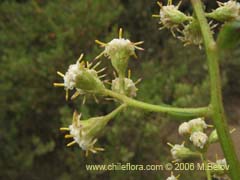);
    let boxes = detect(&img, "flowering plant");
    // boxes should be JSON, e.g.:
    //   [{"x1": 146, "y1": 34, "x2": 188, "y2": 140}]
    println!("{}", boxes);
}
[{"x1": 53, "y1": 1, "x2": 240, "y2": 179}]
